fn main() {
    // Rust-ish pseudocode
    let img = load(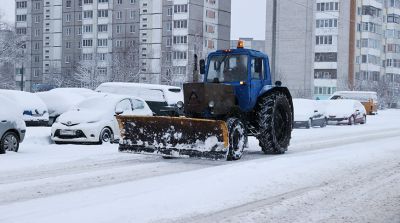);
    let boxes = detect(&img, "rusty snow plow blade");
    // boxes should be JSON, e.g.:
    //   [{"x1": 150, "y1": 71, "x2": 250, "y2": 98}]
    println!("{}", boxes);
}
[{"x1": 116, "y1": 116, "x2": 229, "y2": 160}]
